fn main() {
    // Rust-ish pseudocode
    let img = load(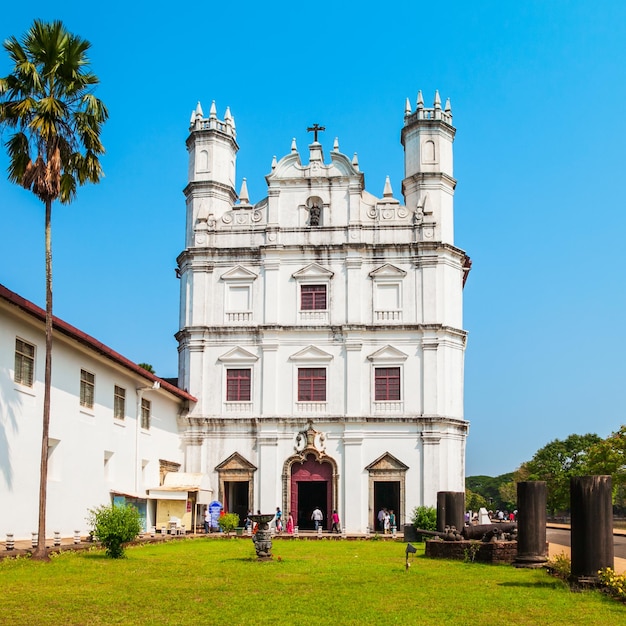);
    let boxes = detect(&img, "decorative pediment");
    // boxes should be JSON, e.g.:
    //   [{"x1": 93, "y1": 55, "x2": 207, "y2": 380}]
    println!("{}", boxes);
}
[
  {"x1": 367, "y1": 345, "x2": 408, "y2": 362},
  {"x1": 220, "y1": 265, "x2": 258, "y2": 281},
  {"x1": 215, "y1": 452, "x2": 257, "y2": 472},
  {"x1": 292, "y1": 263, "x2": 334, "y2": 280},
  {"x1": 289, "y1": 345, "x2": 334, "y2": 362},
  {"x1": 329, "y1": 151, "x2": 361, "y2": 177},
  {"x1": 369, "y1": 264, "x2": 407, "y2": 279},
  {"x1": 218, "y1": 346, "x2": 259, "y2": 363},
  {"x1": 365, "y1": 452, "x2": 409, "y2": 472}
]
